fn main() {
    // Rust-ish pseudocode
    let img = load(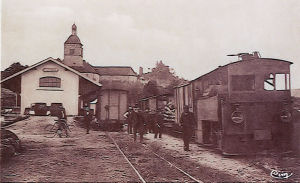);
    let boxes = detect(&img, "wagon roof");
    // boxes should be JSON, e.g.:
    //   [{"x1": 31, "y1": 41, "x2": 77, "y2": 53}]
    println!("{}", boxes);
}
[
  {"x1": 173, "y1": 83, "x2": 190, "y2": 89},
  {"x1": 190, "y1": 58, "x2": 293, "y2": 83}
]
